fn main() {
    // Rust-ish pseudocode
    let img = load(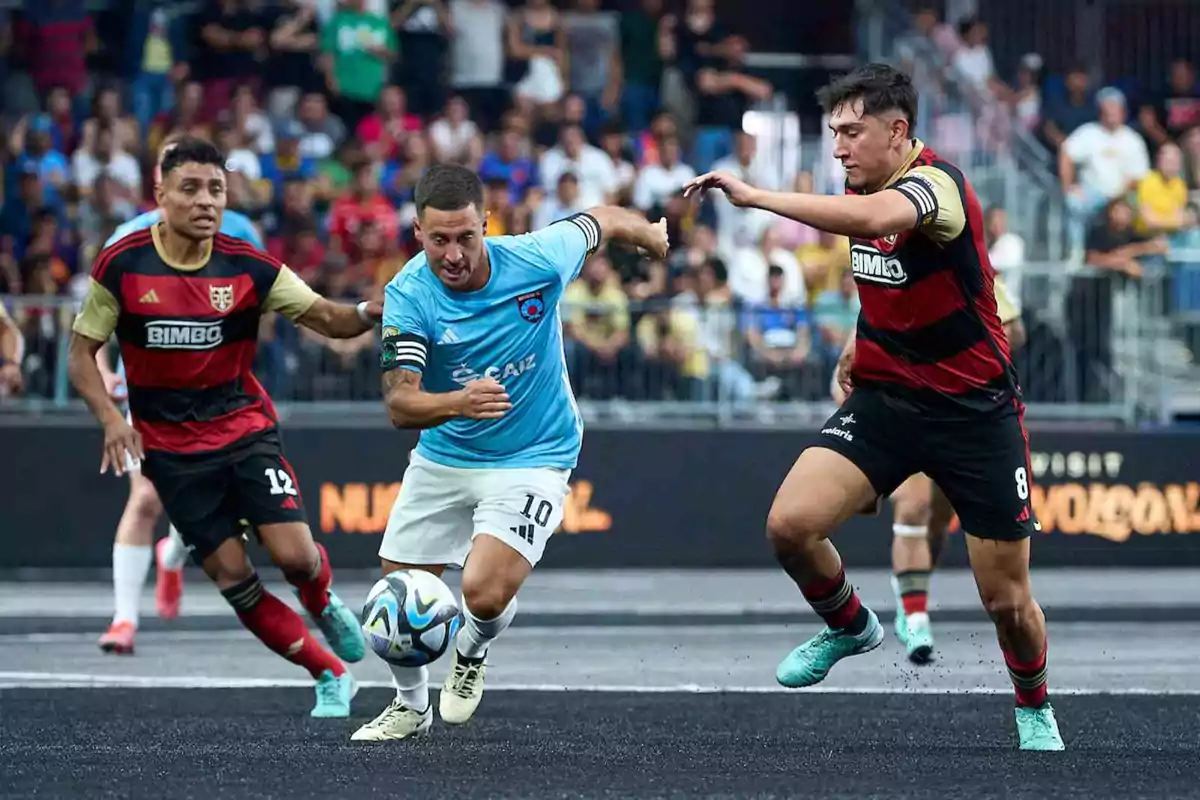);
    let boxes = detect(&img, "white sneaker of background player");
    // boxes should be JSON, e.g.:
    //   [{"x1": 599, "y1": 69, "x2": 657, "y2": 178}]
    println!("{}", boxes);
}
[
  {"x1": 439, "y1": 649, "x2": 487, "y2": 724},
  {"x1": 350, "y1": 697, "x2": 432, "y2": 741}
]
